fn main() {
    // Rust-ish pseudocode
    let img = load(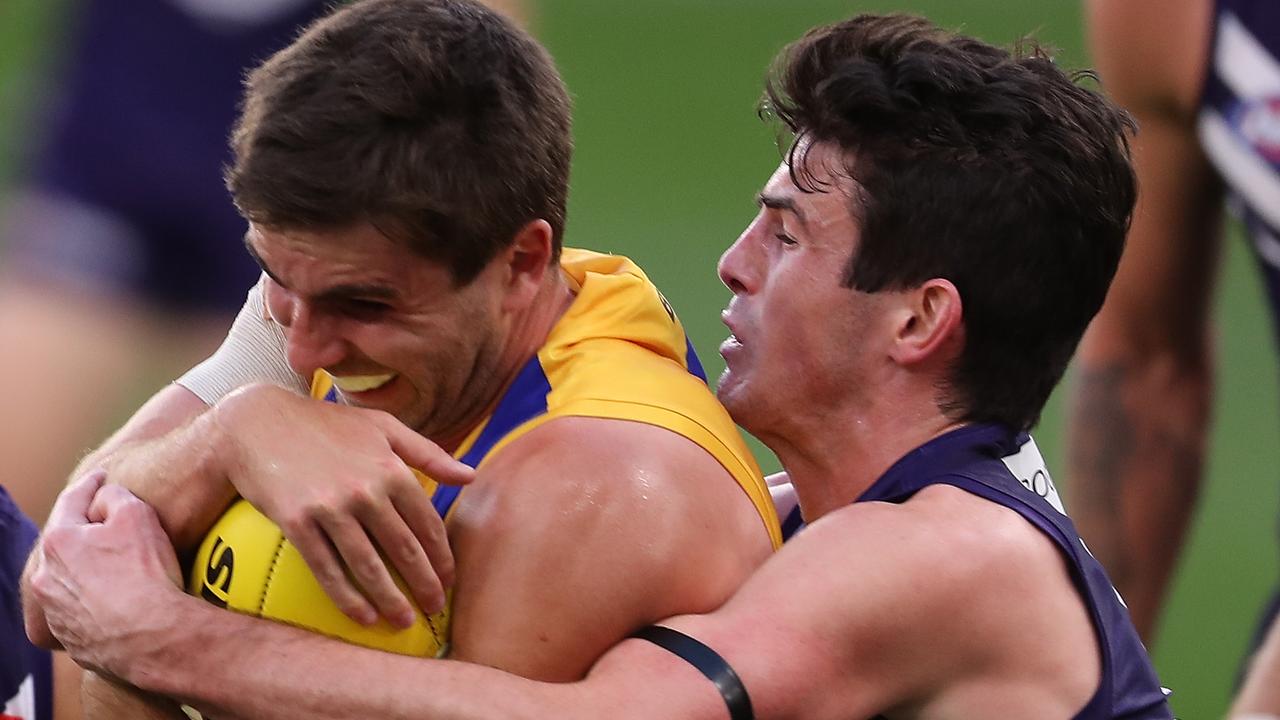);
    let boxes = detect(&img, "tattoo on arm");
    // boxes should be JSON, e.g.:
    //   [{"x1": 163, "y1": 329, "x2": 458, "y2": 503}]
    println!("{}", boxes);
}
[{"x1": 1067, "y1": 363, "x2": 1136, "y2": 578}]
